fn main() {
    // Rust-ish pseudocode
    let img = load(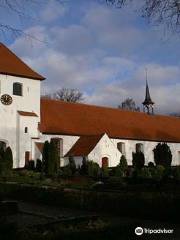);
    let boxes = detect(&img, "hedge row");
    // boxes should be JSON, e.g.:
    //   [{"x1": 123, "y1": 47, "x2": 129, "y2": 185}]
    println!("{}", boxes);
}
[{"x1": 0, "y1": 182, "x2": 180, "y2": 222}]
